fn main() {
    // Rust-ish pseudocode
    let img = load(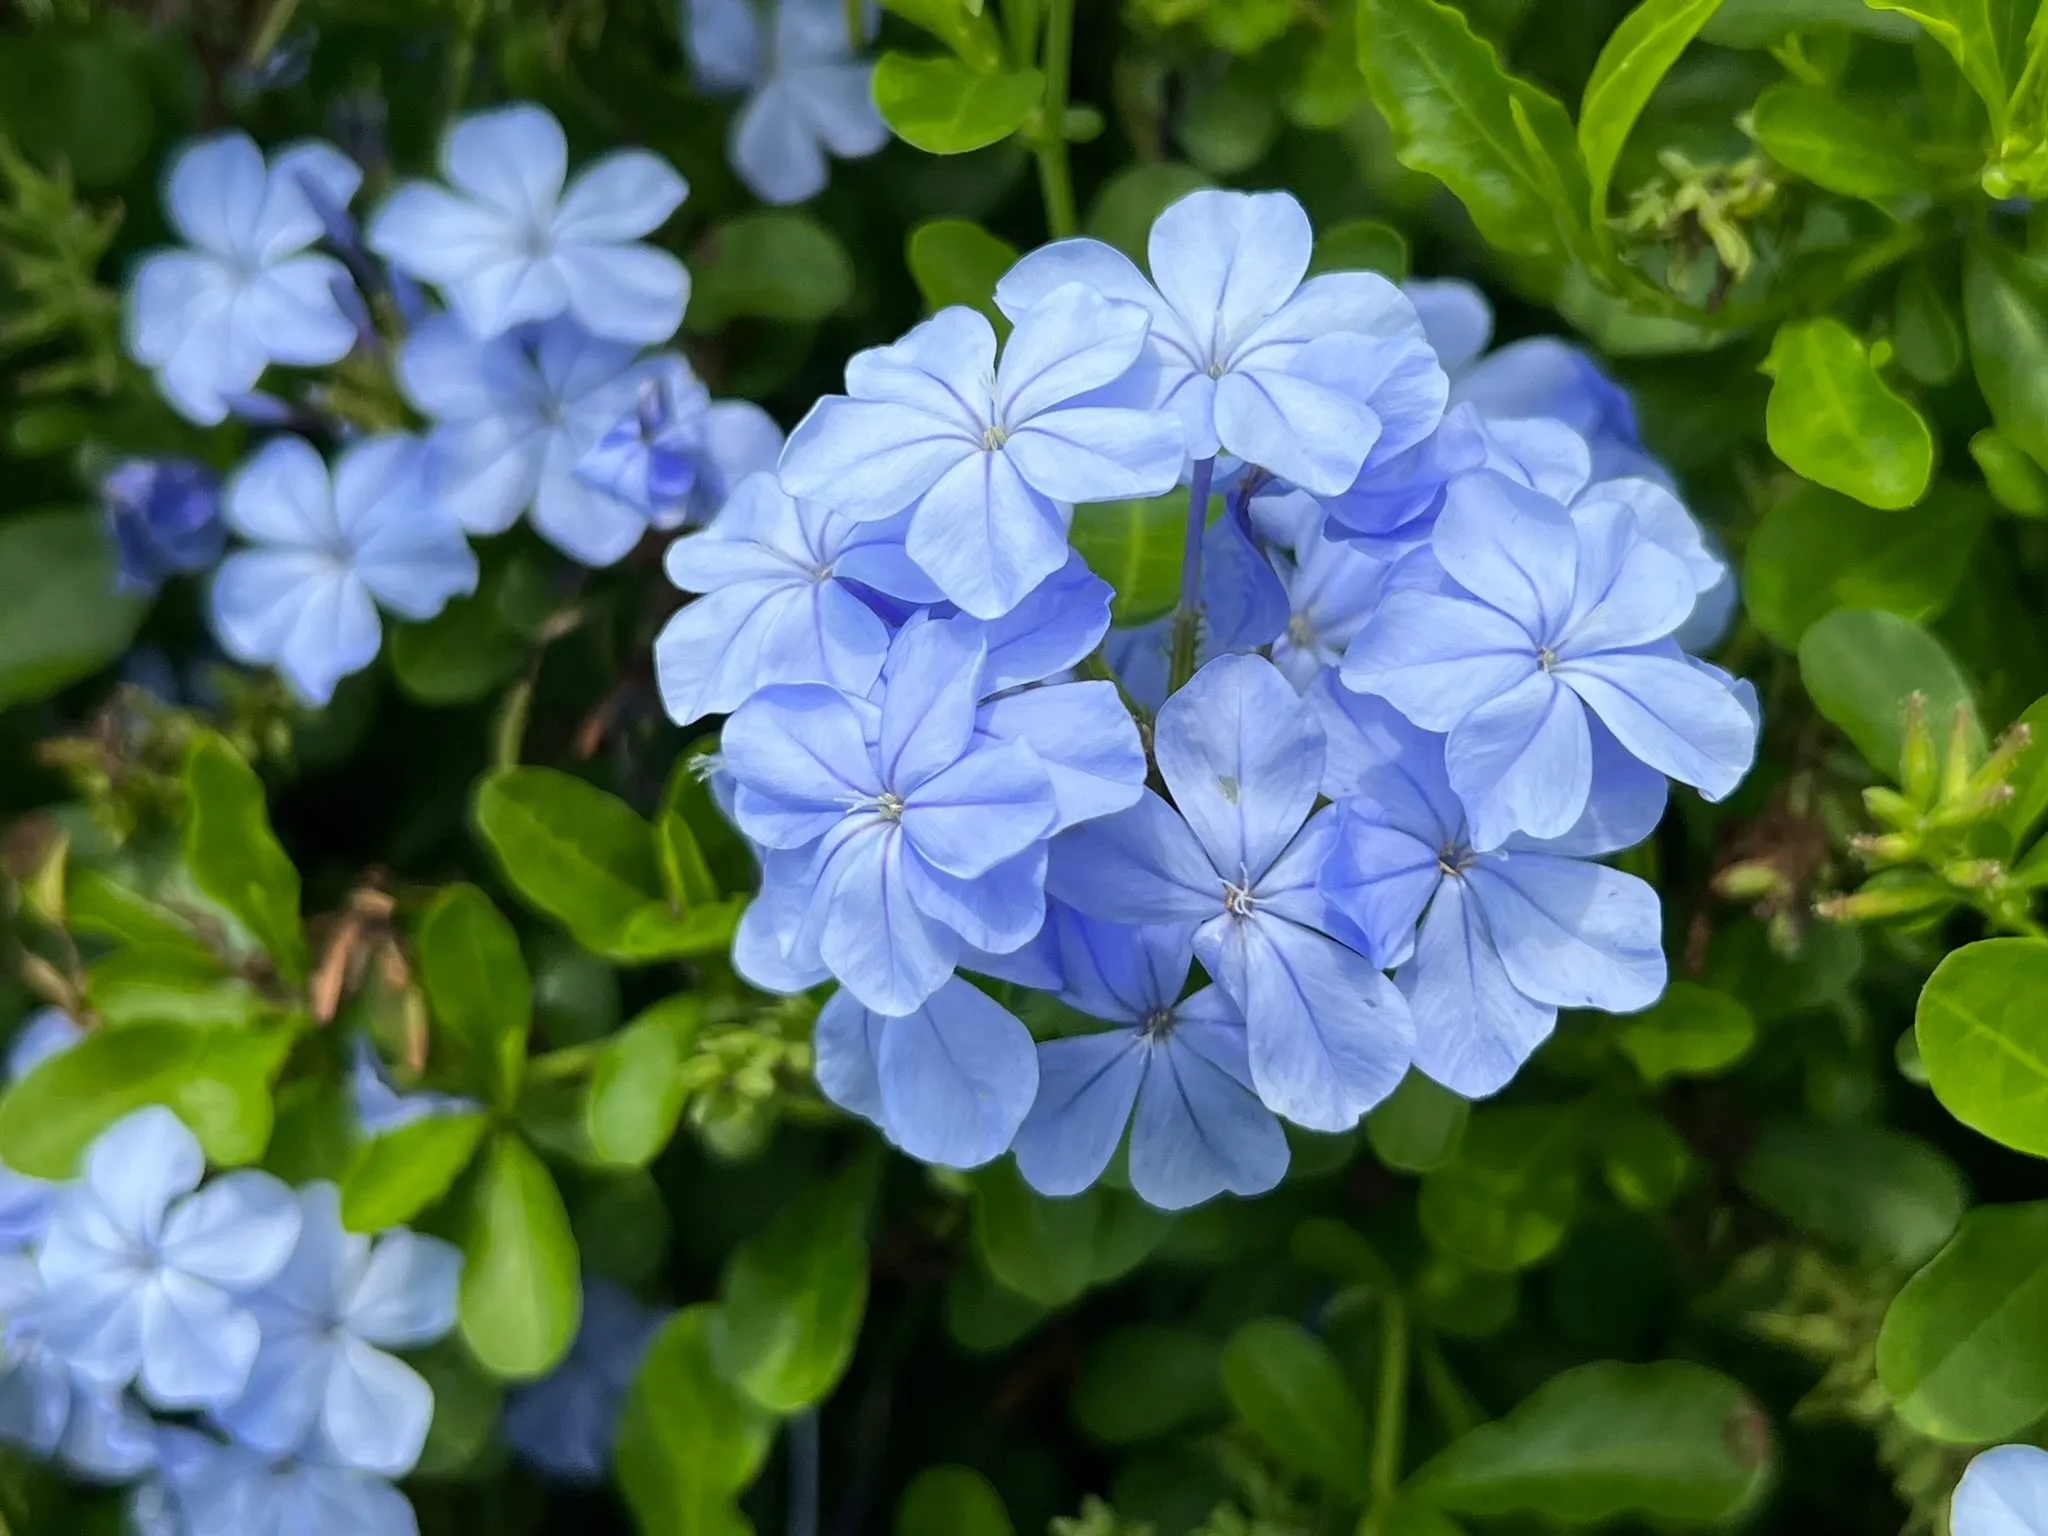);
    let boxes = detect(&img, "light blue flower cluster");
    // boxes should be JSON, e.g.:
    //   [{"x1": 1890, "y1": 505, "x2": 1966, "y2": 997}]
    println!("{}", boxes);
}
[
  {"x1": 0, "y1": 1015, "x2": 461, "y2": 1536},
  {"x1": 1954, "y1": 1445, "x2": 2048, "y2": 1536},
  {"x1": 120, "y1": 102, "x2": 777, "y2": 703},
  {"x1": 657, "y1": 188, "x2": 1760, "y2": 1210}
]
